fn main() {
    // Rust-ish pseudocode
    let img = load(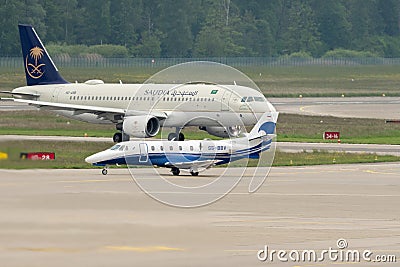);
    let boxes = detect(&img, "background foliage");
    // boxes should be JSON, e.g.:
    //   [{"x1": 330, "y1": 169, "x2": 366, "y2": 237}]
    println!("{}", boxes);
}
[{"x1": 1, "y1": 0, "x2": 400, "y2": 57}]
